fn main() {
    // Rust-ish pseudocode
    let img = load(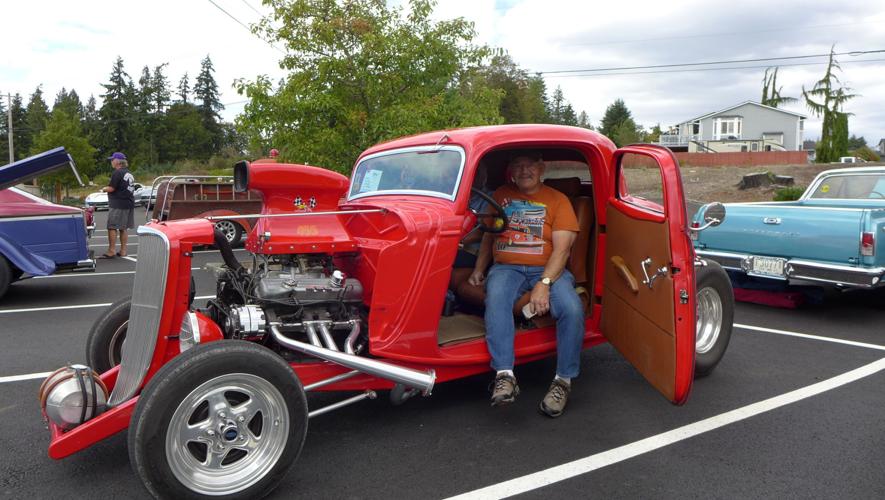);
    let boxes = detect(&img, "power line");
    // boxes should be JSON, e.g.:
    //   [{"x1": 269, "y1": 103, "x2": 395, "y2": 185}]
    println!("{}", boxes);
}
[
  {"x1": 544, "y1": 57, "x2": 885, "y2": 78},
  {"x1": 567, "y1": 21, "x2": 878, "y2": 47},
  {"x1": 537, "y1": 49, "x2": 885, "y2": 75},
  {"x1": 205, "y1": 0, "x2": 285, "y2": 54},
  {"x1": 239, "y1": 0, "x2": 264, "y2": 17}
]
